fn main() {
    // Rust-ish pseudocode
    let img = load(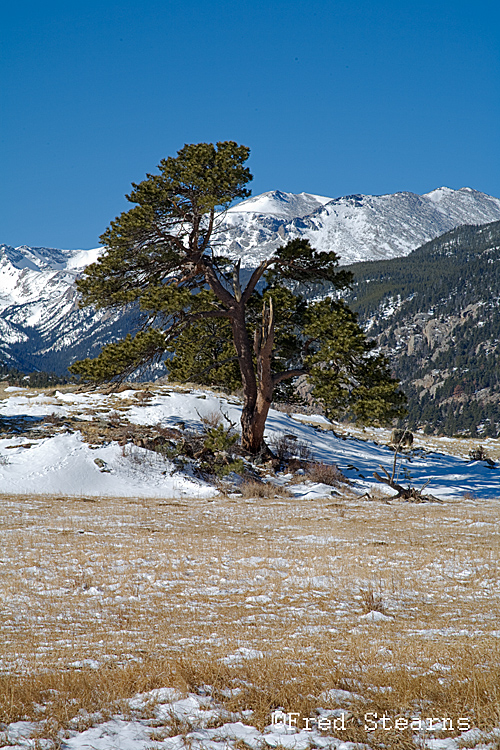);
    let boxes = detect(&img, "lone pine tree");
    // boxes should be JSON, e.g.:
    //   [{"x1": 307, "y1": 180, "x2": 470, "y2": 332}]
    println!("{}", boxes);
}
[{"x1": 70, "y1": 141, "x2": 405, "y2": 453}]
